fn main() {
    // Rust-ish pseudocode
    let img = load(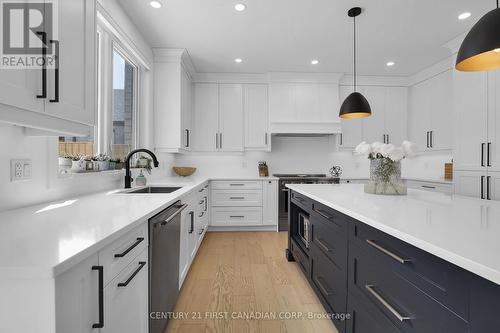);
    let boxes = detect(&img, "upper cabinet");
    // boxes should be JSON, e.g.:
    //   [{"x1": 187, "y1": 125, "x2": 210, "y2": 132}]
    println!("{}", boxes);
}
[
  {"x1": 408, "y1": 70, "x2": 453, "y2": 152},
  {"x1": 0, "y1": 0, "x2": 96, "y2": 135},
  {"x1": 192, "y1": 83, "x2": 244, "y2": 152},
  {"x1": 244, "y1": 84, "x2": 269, "y2": 150},
  {"x1": 338, "y1": 85, "x2": 363, "y2": 149},
  {"x1": 154, "y1": 49, "x2": 193, "y2": 153}
]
